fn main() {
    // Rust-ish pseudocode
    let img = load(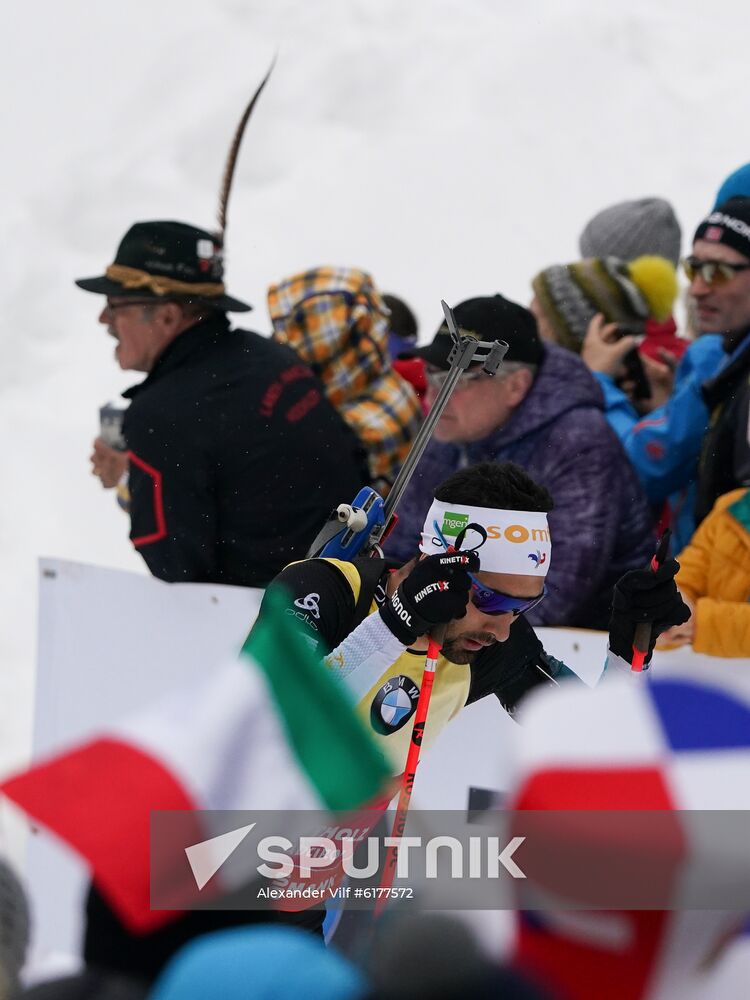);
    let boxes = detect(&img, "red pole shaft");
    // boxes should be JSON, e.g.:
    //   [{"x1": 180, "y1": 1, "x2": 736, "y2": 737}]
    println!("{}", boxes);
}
[{"x1": 375, "y1": 636, "x2": 442, "y2": 915}]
